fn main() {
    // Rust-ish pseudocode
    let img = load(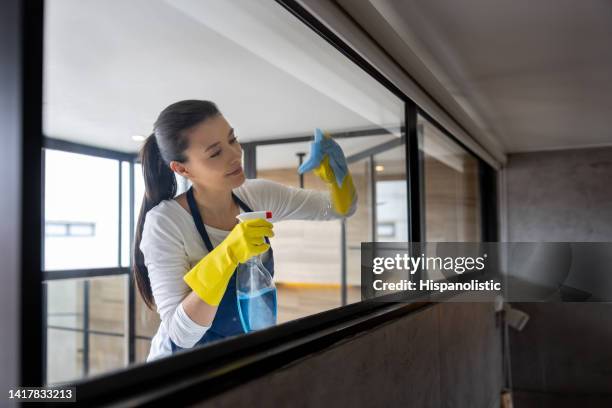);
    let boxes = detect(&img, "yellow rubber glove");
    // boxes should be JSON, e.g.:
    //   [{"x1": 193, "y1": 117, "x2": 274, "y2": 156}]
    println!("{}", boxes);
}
[
  {"x1": 183, "y1": 218, "x2": 274, "y2": 306},
  {"x1": 314, "y1": 155, "x2": 356, "y2": 216}
]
